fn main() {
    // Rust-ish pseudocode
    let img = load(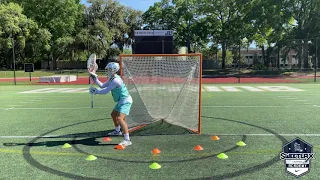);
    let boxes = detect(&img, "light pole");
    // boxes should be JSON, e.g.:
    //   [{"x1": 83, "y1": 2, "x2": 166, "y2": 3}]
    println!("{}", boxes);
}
[{"x1": 315, "y1": 38, "x2": 318, "y2": 82}]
